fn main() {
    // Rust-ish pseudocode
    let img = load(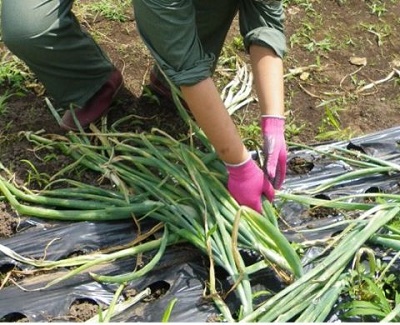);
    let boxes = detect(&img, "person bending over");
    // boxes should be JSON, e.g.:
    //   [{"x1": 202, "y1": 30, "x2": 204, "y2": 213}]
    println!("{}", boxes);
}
[
  {"x1": 133, "y1": 0, "x2": 288, "y2": 213},
  {"x1": 1, "y1": 0, "x2": 287, "y2": 212}
]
